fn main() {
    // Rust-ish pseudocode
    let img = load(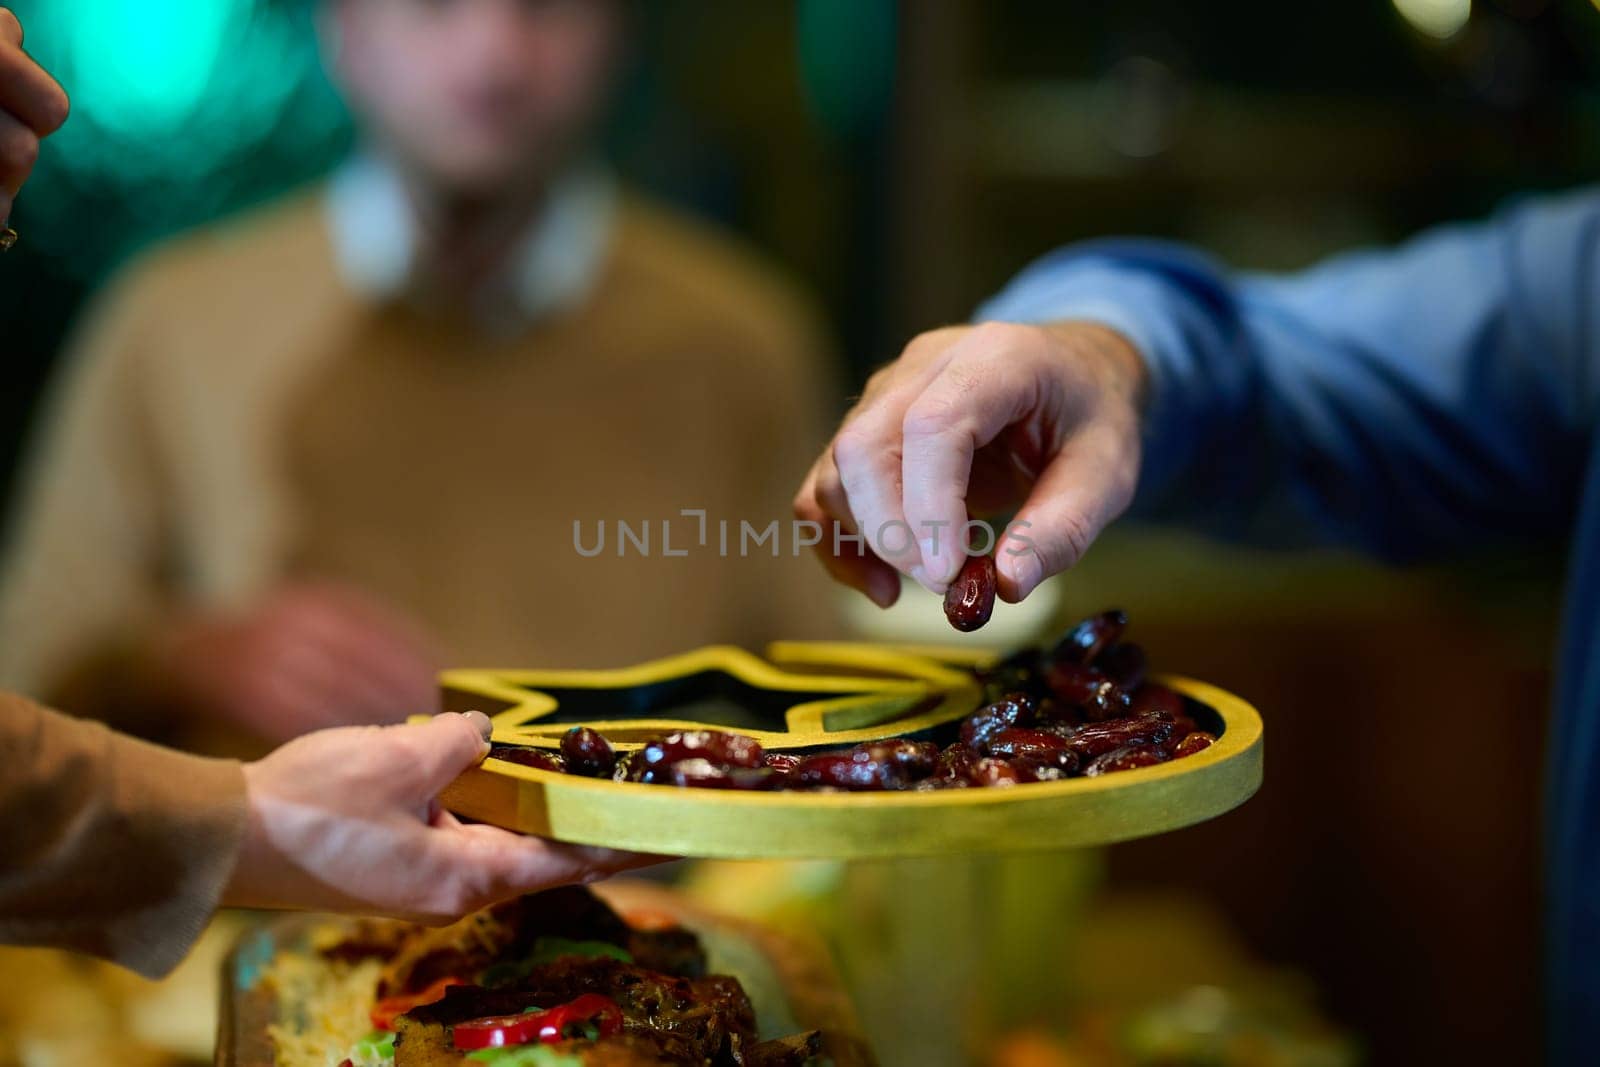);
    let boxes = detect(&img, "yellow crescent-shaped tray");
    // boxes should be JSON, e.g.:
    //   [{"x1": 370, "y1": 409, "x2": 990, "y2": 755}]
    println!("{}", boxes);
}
[{"x1": 438, "y1": 642, "x2": 1263, "y2": 859}]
